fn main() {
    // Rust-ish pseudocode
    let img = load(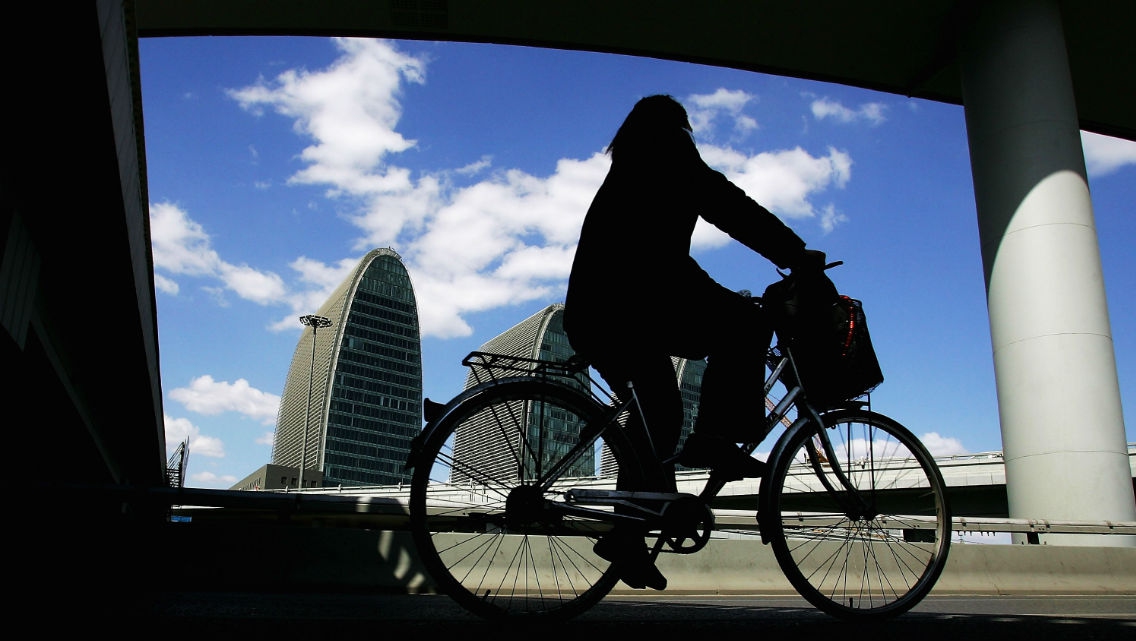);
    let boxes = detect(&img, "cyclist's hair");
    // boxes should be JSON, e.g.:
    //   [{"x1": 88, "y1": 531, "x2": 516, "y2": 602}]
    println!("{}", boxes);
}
[{"x1": 606, "y1": 94, "x2": 694, "y2": 162}]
